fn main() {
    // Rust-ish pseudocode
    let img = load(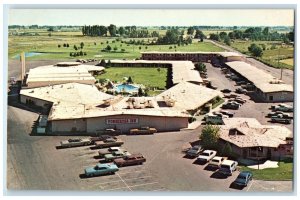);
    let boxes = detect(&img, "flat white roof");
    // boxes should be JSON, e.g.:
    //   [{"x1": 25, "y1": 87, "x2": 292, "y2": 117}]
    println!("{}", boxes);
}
[
  {"x1": 26, "y1": 64, "x2": 104, "y2": 86},
  {"x1": 141, "y1": 51, "x2": 242, "y2": 57},
  {"x1": 156, "y1": 81, "x2": 222, "y2": 111},
  {"x1": 225, "y1": 61, "x2": 293, "y2": 93},
  {"x1": 21, "y1": 83, "x2": 113, "y2": 105}
]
